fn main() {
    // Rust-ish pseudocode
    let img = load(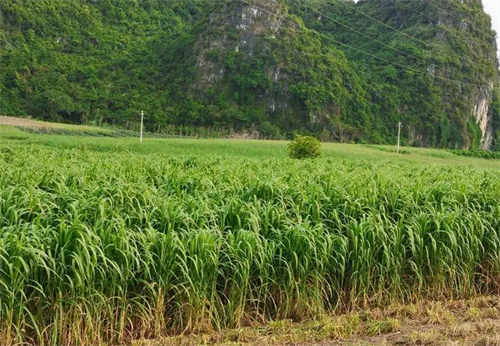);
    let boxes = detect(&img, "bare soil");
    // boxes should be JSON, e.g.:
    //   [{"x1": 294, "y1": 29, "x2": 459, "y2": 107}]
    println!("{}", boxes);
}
[
  {"x1": 0, "y1": 115, "x2": 52, "y2": 129},
  {"x1": 133, "y1": 296, "x2": 500, "y2": 345}
]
